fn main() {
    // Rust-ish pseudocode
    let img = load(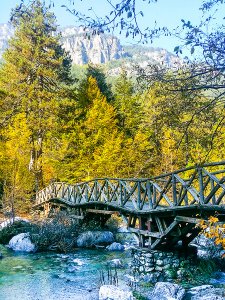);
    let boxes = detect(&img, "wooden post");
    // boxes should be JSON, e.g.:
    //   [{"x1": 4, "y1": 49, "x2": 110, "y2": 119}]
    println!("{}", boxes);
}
[
  {"x1": 147, "y1": 180, "x2": 153, "y2": 209},
  {"x1": 137, "y1": 181, "x2": 141, "y2": 210},
  {"x1": 210, "y1": 179, "x2": 216, "y2": 205},
  {"x1": 146, "y1": 216, "x2": 152, "y2": 249},
  {"x1": 95, "y1": 180, "x2": 98, "y2": 201},
  {"x1": 172, "y1": 174, "x2": 177, "y2": 206},
  {"x1": 198, "y1": 167, "x2": 204, "y2": 204},
  {"x1": 119, "y1": 182, "x2": 123, "y2": 206}
]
